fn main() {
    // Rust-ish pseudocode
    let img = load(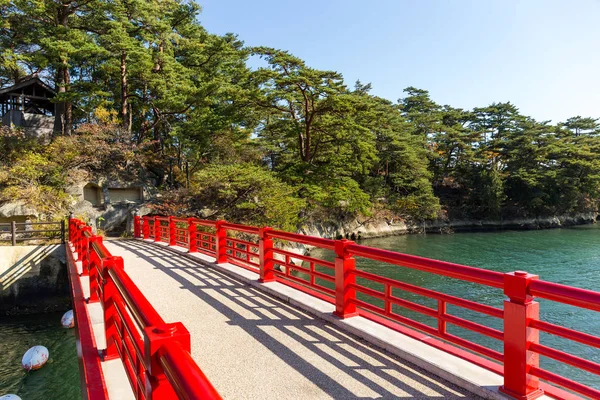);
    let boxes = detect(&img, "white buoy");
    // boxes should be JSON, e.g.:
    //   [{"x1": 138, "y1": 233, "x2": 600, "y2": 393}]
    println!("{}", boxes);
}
[
  {"x1": 22, "y1": 345, "x2": 49, "y2": 371},
  {"x1": 61, "y1": 309, "x2": 75, "y2": 328},
  {"x1": 0, "y1": 395, "x2": 23, "y2": 400}
]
